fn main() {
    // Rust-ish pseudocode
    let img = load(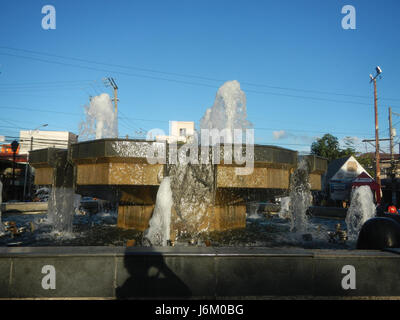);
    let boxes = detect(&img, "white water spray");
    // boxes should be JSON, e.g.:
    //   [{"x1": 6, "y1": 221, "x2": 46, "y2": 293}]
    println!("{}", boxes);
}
[
  {"x1": 247, "y1": 202, "x2": 262, "y2": 219},
  {"x1": 47, "y1": 187, "x2": 75, "y2": 235},
  {"x1": 145, "y1": 80, "x2": 253, "y2": 246},
  {"x1": 278, "y1": 196, "x2": 291, "y2": 220},
  {"x1": 79, "y1": 93, "x2": 118, "y2": 140},
  {"x1": 200, "y1": 80, "x2": 252, "y2": 142},
  {"x1": 287, "y1": 159, "x2": 312, "y2": 233},
  {"x1": 168, "y1": 80, "x2": 252, "y2": 239},
  {"x1": 143, "y1": 177, "x2": 173, "y2": 246},
  {"x1": 345, "y1": 185, "x2": 376, "y2": 241}
]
